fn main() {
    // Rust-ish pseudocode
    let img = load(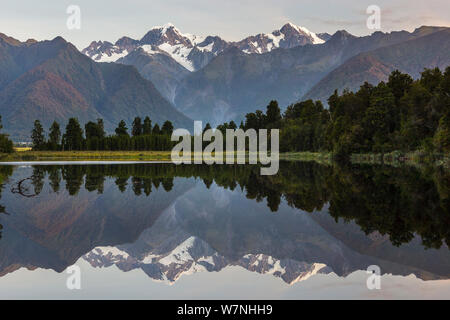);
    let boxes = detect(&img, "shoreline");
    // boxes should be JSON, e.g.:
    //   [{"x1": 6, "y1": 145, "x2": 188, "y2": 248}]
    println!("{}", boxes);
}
[{"x1": 0, "y1": 150, "x2": 448, "y2": 168}]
